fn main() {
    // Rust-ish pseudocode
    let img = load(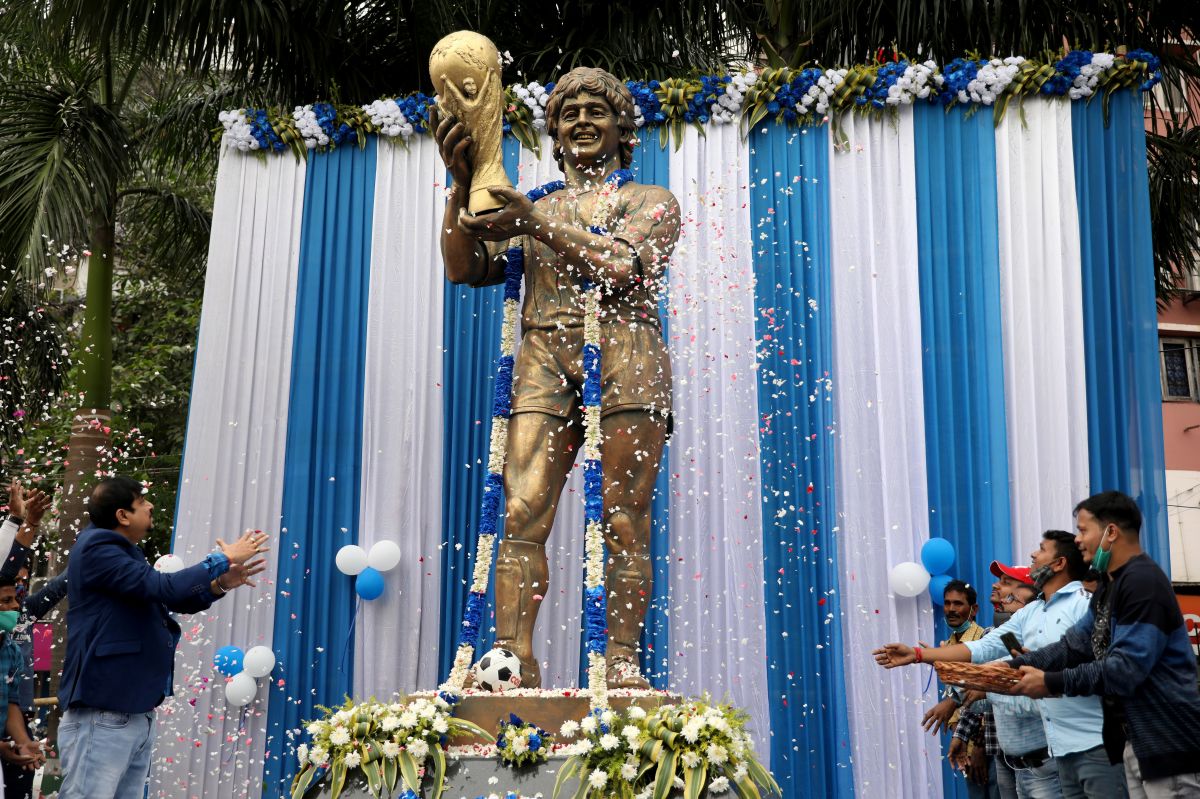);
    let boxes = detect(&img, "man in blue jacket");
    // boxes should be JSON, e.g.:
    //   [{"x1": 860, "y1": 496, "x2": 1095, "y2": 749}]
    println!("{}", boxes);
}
[
  {"x1": 56, "y1": 476, "x2": 268, "y2": 799},
  {"x1": 1011, "y1": 491, "x2": 1200, "y2": 798}
]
